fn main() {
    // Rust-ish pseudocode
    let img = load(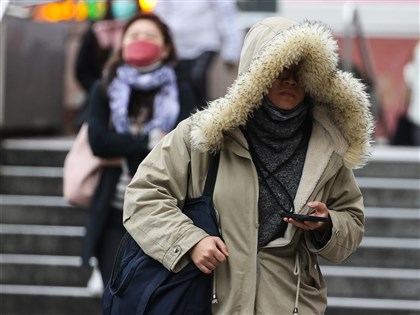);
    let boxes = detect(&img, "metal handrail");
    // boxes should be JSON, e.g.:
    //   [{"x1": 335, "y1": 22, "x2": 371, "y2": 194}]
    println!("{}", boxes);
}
[{"x1": 342, "y1": 1, "x2": 389, "y2": 140}]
